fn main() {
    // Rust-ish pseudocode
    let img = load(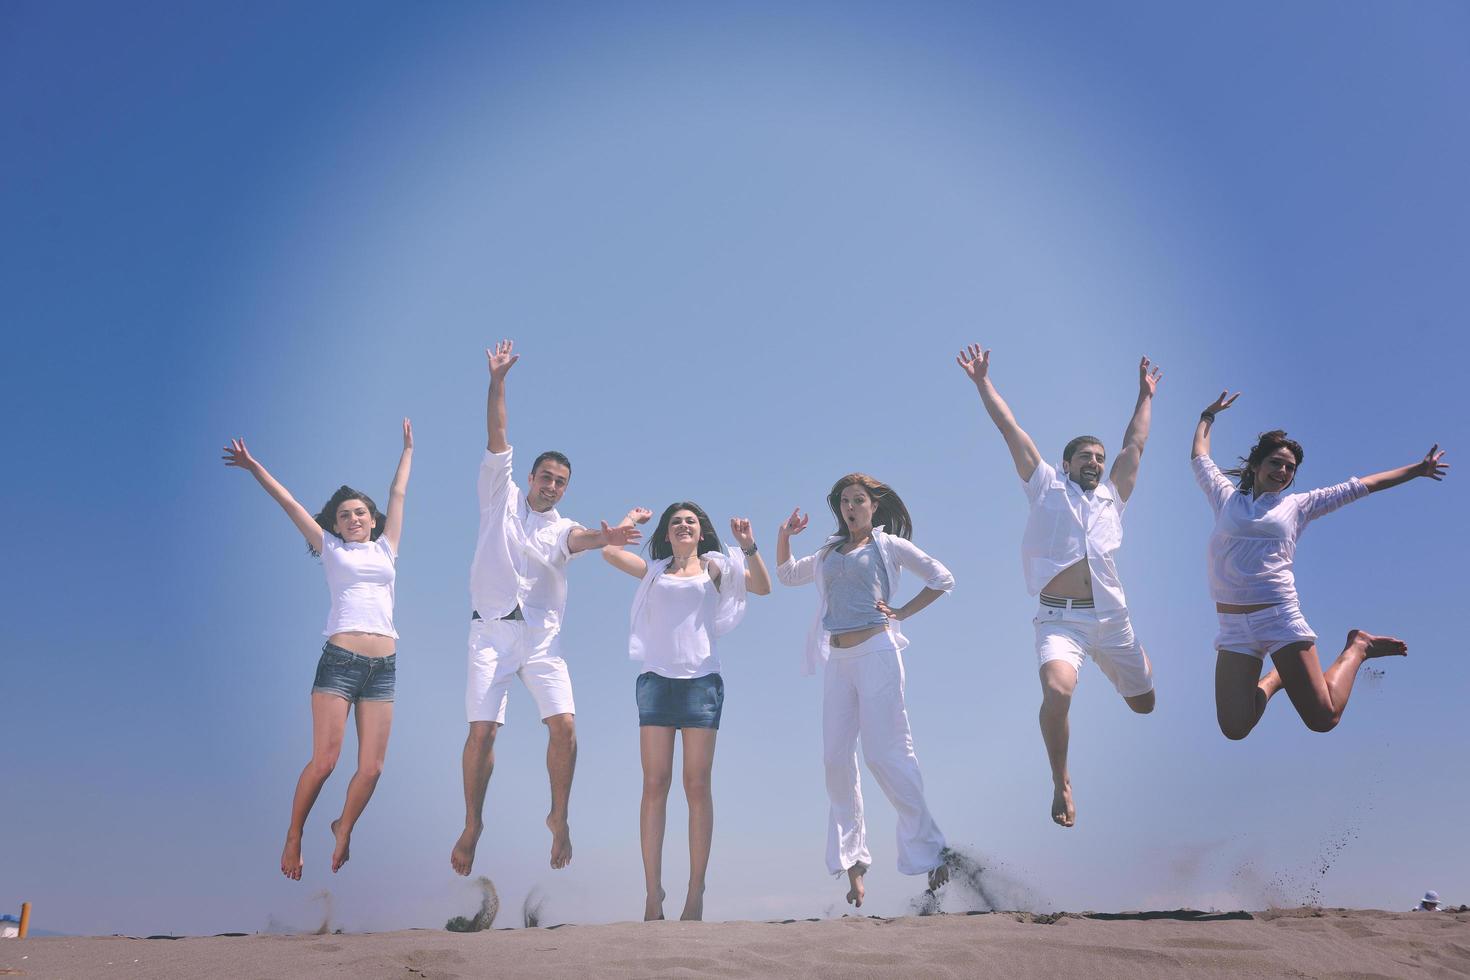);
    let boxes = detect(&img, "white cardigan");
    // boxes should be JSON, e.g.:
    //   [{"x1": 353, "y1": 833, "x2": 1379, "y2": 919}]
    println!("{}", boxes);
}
[
  {"x1": 777, "y1": 527, "x2": 954, "y2": 675},
  {"x1": 628, "y1": 547, "x2": 749, "y2": 663}
]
